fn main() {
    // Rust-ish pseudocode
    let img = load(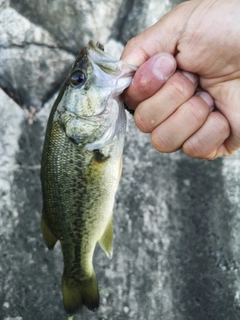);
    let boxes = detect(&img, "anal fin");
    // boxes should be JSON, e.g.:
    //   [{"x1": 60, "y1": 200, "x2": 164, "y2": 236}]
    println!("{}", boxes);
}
[
  {"x1": 98, "y1": 215, "x2": 113, "y2": 259},
  {"x1": 41, "y1": 216, "x2": 58, "y2": 250}
]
